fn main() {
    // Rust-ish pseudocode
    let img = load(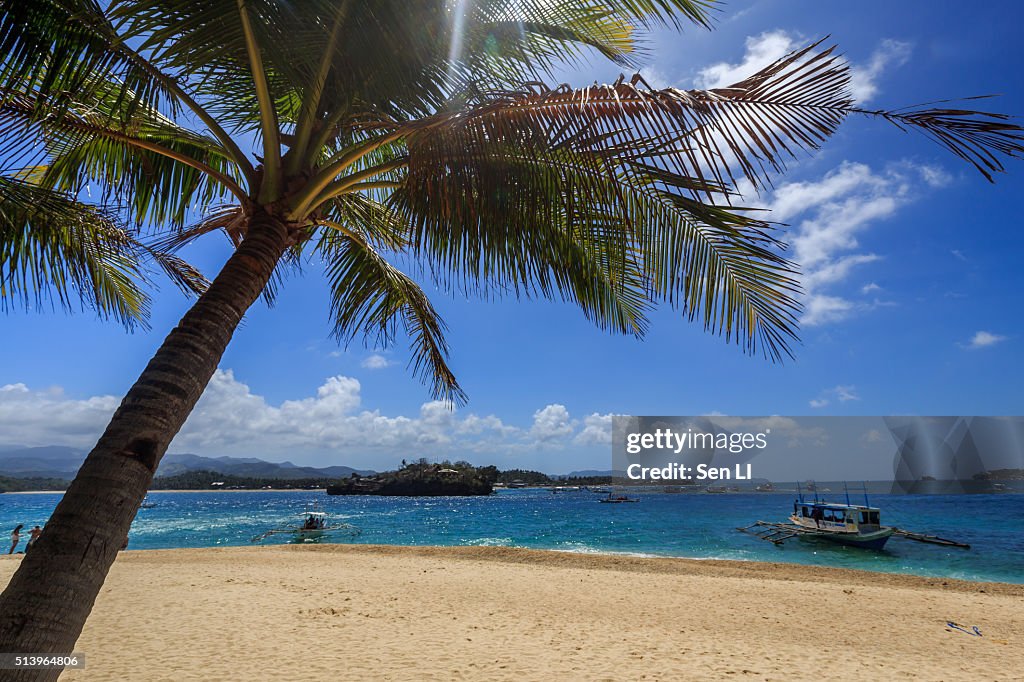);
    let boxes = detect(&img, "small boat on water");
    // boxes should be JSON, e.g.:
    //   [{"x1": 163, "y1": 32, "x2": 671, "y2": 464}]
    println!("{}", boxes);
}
[
  {"x1": 786, "y1": 499, "x2": 894, "y2": 549},
  {"x1": 739, "y1": 483, "x2": 969, "y2": 551},
  {"x1": 251, "y1": 505, "x2": 360, "y2": 543},
  {"x1": 599, "y1": 492, "x2": 639, "y2": 503}
]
